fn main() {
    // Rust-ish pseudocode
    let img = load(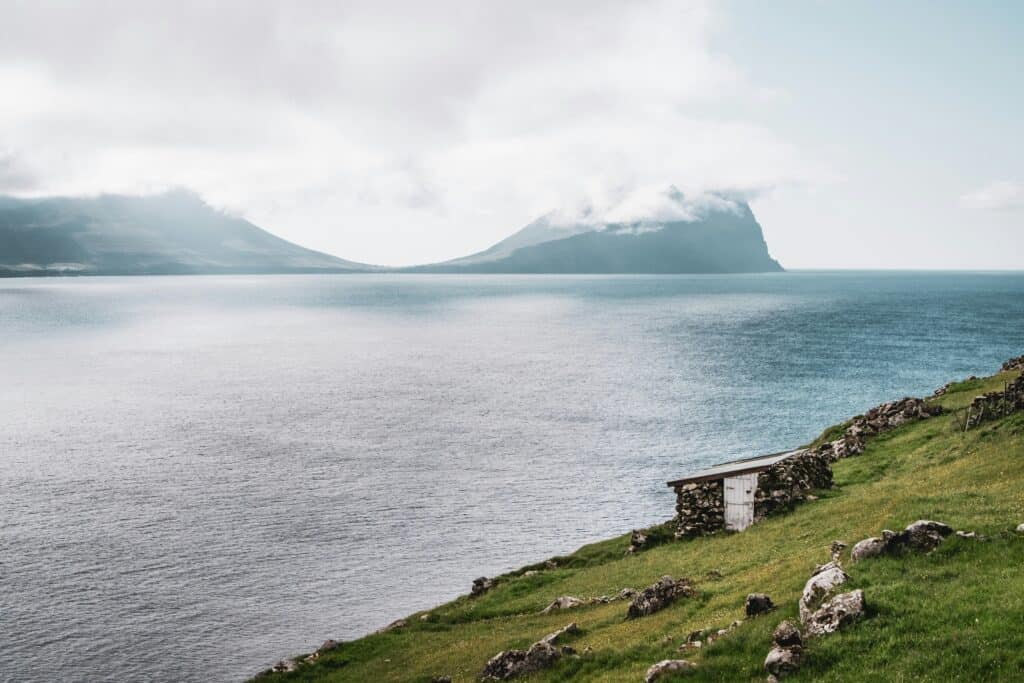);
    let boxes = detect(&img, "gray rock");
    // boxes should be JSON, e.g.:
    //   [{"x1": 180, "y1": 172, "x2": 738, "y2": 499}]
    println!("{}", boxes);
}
[
  {"x1": 1016, "y1": 523, "x2": 1024, "y2": 534},
  {"x1": 901, "y1": 520, "x2": 953, "y2": 551},
  {"x1": 764, "y1": 645, "x2": 801, "y2": 678},
  {"x1": 540, "y1": 596, "x2": 585, "y2": 614},
  {"x1": 271, "y1": 659, "x2": 299, "y2": 673},
  {"x1": 481, "y1": 623, "x2": 578, "y2": 679},
  {"x1": 628, "y1": 576, "x2": 696, "y2": 619},
  {"x1": 627, "y1": 528, "x2": 649, "y2": 553},
  {"x1": 539, "y1": 622, "x2": 579, "y2": 645},
  {"x1": 745, "y1": 593, "x2": 775, "y2": 617},
  {"x1": 317, "y1": 639, "x2": 340, "y2": 653},
  {"x1": 799, "y1": 563, "x2": 849, "y2": 624},
  {"x1": 644, "y1": 659, "x2": 696, "y2": 682},
  {"x1": 851, "y1": 537, "x2": 887, "y2": 562},
  {"x1": 472, "y1": 576, "x2": 495, "y2": 597},
  {"x1": 772, "y1": 621, "x2": 802, "y2": 648},
  {"x1": 805, "y1": 589, "x2": 866, "y2": 637}
]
